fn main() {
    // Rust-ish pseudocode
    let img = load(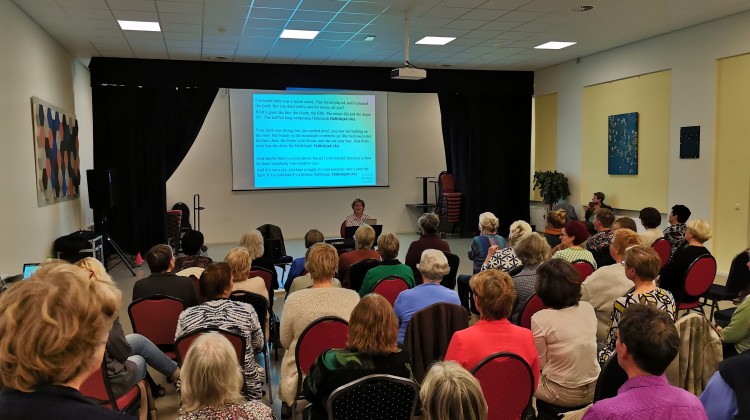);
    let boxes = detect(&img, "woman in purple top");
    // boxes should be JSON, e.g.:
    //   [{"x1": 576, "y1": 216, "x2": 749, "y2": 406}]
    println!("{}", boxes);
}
[{"x1": 405, "y1": 213, "x2": 451, "y2": 281}]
